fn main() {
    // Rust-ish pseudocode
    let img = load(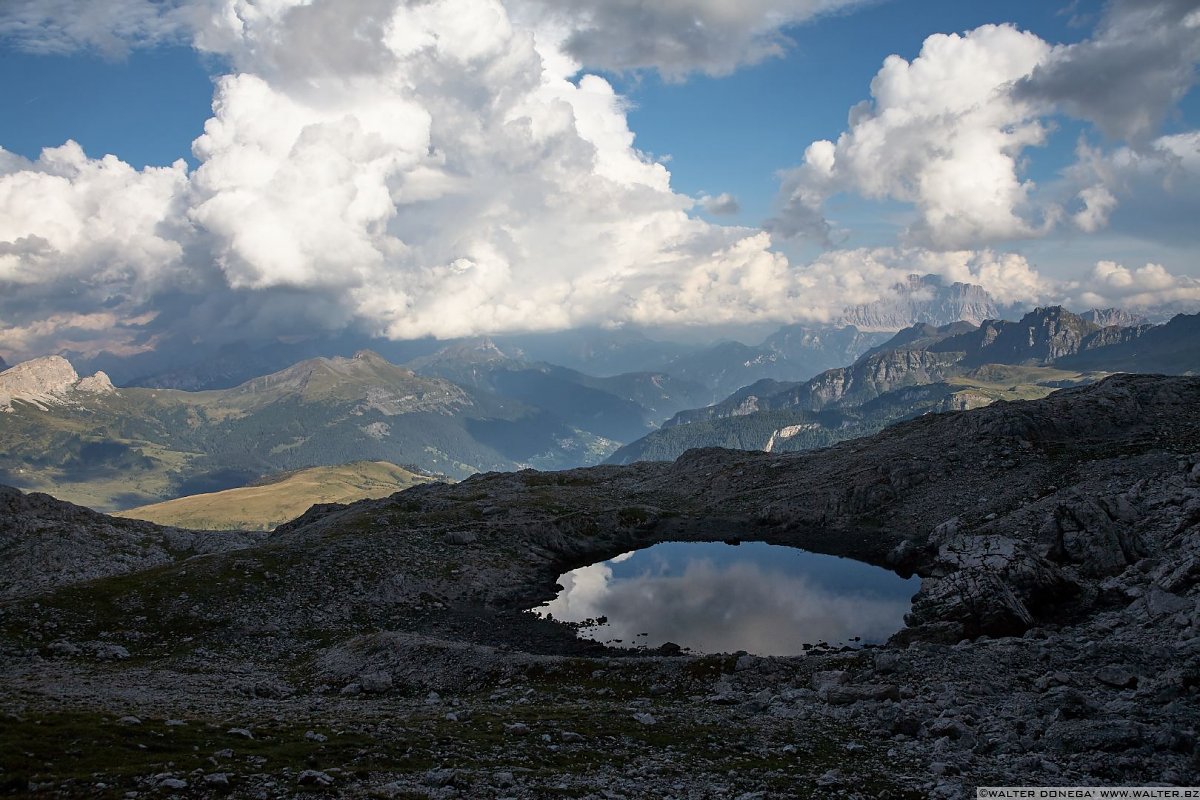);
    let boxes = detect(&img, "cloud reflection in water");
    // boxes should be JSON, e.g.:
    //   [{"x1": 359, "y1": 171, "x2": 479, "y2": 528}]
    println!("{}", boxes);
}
[{"x1": 536, "y1": 543, "x2": 918, "y2": 656}]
